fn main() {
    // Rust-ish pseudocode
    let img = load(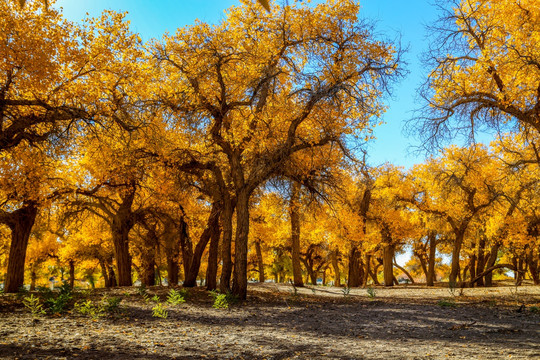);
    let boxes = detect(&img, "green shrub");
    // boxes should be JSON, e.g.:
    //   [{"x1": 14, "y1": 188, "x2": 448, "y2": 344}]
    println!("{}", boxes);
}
[
  {"x1": 166, "y1": 289, "x2": 186, "y2": 306},
  {"x1": 102, "y1": 296, "x2": 122, "y2": 313},
  {"x1": 152, "y1": 303, "x2": 168, "y2": 318},
  {"x1": 209, "y1": 290, "x2": 238, "y2": 309},
  {"x1": 23, "y1": 294, "x2": 46, "y2": 318},
  {"x1": 74, "y1": 300, "x2": 104, "y2": 320},
  {"x1": 366, "y1": 287, "x2": 376, "y2": 298}
]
